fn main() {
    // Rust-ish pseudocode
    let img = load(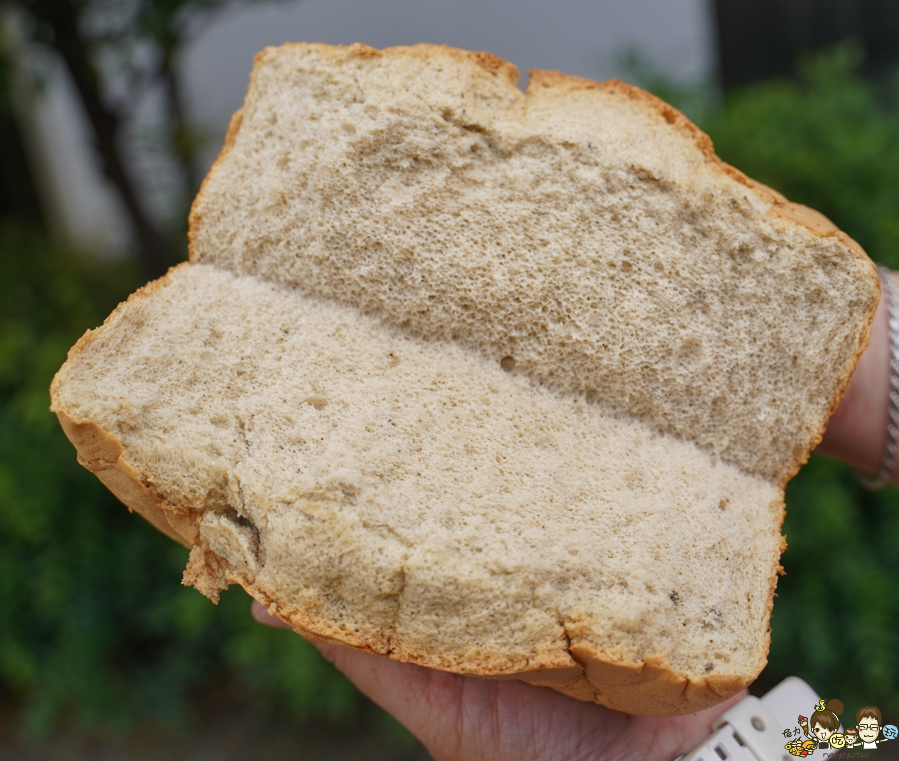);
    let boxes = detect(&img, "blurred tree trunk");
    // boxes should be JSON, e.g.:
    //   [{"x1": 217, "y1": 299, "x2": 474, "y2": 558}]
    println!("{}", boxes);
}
[
  {"x1": 160, "y1": 39, "x2": 202, "y2": 200},
  {"x1": 26, "y1": 0, "x2": 172, "y2": 279},
  {"x1": 0, "y1": 98, "x2": 44, "y2": 226}
]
